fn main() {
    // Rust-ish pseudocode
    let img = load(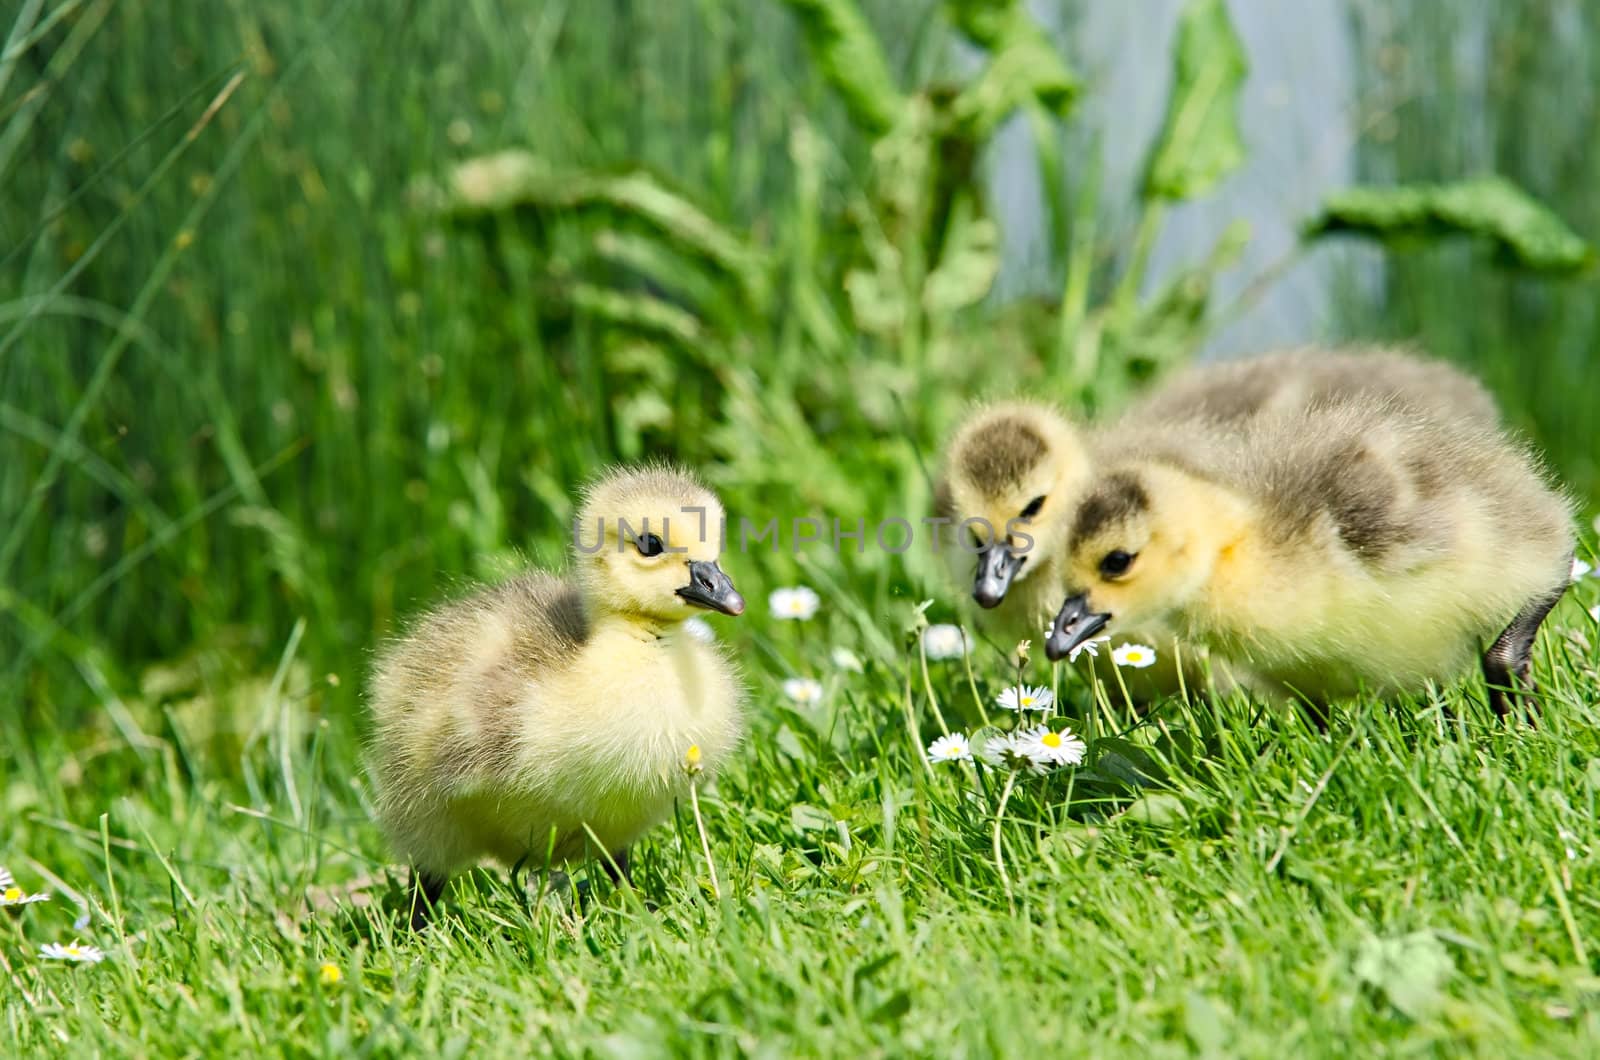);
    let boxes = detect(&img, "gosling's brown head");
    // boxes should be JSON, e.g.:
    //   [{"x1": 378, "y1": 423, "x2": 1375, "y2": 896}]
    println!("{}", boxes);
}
[
  {"x1": 941, "y1": 400, "x2": 1092, "y2": 608},
  {"x1": 573, "y1": 465, "x2": 744, "y2": 622}
]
